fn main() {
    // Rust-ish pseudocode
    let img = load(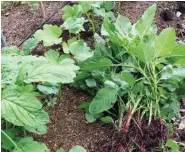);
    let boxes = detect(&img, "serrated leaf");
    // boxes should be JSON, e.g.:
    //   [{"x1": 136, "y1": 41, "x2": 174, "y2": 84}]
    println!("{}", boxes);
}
[
  {"x1": 34, "y1": 24, "x2": 62, "y2": 46},
  {"x1": 68, "y1": 40, "x2": 93, "y2": 61},
  {"x1": 121, "y1": 72, "x2": 136, "y2": 86},
  {"x1": 63, "y1": 17, "x2": 86, "y2": 34},
  {"x1": 115, "y1": 15, "x2": 132, "y2": 37},
  {"x1": 62, "y1": 5, "x2": 82, "y2": 20},
  {"x1": 44, "y1": 50, "x2": 60, "y2": 63},
  {"x1": 79, "y1": 2, "x2": 91, "y2": 13},
  {"x1": 2, "y1": 46, "x2": 21, "y2": 56},
  {"x1": 133, "y1": 4, "x2": 156, "y2": 38},
  {"x1": 94, "y1": 8, "x2": 115, "y2": 21},
  {"x1": 2, "y1": 86, "x2": 49, "y2": 127},
  {"x1": 89, "y1": 87, "x2": 118, "y2": 114},
  {"x1": 155, "y1": 28, "x2": 176, "y2": 57},
  {"x1": 69, "y1": 145, "x2": 86, "y2": 152},
  {"x1": 13, "y1": 137, "x2": 50, "y2": 152},
  {"x1": 17, "y1": 51, "x2": 79, "y2": 84}
]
